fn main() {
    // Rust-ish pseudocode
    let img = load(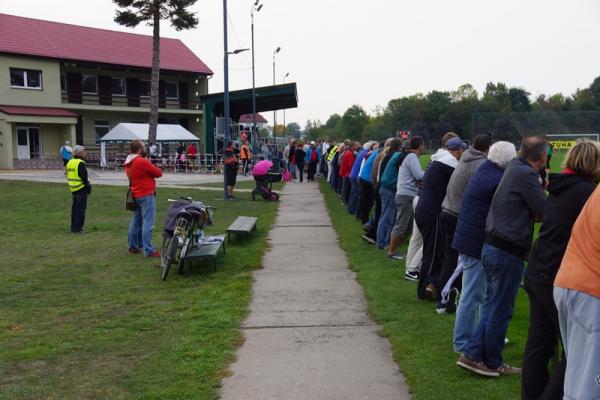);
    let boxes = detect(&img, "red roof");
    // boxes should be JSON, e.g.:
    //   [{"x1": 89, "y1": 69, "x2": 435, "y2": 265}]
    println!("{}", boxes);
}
[
  {"x1": 0, "y1": 13, "x2": 213, "y2": 75},
  {"x1": 239, "y1": 113, "x2": 268, "y2": 123},
  {"x1": 0, "y1": 105, "x2": 78, "y2": 118}
]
